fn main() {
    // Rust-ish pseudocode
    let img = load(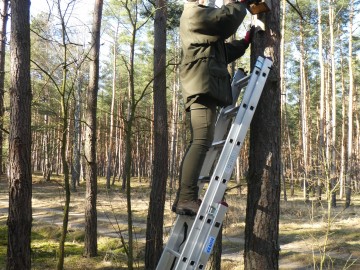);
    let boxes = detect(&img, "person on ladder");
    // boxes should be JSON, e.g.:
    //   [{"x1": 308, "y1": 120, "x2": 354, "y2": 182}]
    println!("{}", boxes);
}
[{"x1": 173, "y1": 0, "x2": 267, "y2": 216}]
